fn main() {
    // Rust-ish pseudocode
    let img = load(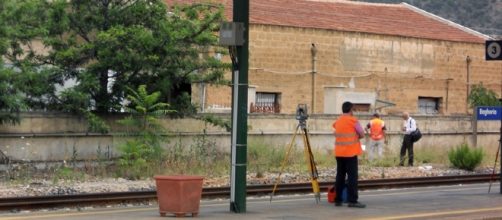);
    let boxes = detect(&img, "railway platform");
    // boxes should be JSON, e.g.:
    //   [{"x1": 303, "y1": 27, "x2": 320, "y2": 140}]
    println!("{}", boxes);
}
[{"x1": 1, "y1": 182, "x2": 502, "y2": 220}]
